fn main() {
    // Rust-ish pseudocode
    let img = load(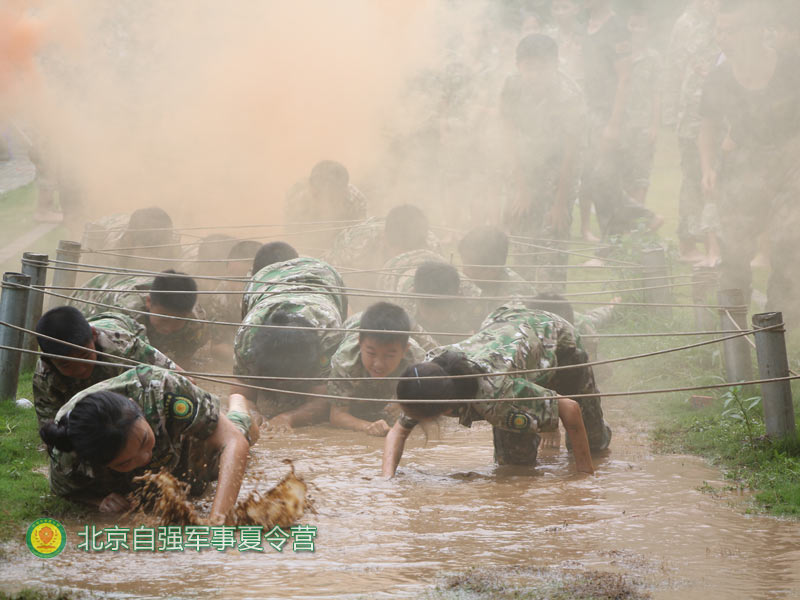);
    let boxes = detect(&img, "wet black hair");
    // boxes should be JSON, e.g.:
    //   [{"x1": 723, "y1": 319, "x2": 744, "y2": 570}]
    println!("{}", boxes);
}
[
  {"x1": 252, "y1": 242, "x2": 299, "y2": 275},
  {"x1": 250, "y1": 311, "x2": 322, "y2": 381},
  {"x1": 36, "y1": 306, "x2": 92, "y2": 357},
  {"x1": 527, "y1": 292, "x2": 575, "y2": 324},
  {"x1": 413, "y1": 261, "x2": 460, "y2": 296},
  {"x1": 384, "y1": 204, "x2": 429, "y2": 253},
  {"x1": 458, "y1": 226, "x2": 510, "y2": 266},
  {"x1": 129, "y1": 206, "x2": 173, "y2": 231},
  {"x1": 125, "y1": 207, "x2": 174, "y2": 247},
  {"x1": 227, "y1": 240, "x2": 262, "y2": 262},
  {"x1": 359, "y1": 302, "x2": 411, "y2": 346},
  {"x1": 516, "y1": 33, "x2": 558, "y2": 63},
  {"x1": 39, "y1": 391, "x2": 143, "y2": 466},
  {"x1": 309, "y1": 160, "x2": 349, "y2": 190},
  {"x1": 397, "y1": 351, "x2": 480, "y2": 420},
  {"x1": 149, "y1": 269, "x2": 198, "y2": 313}
]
